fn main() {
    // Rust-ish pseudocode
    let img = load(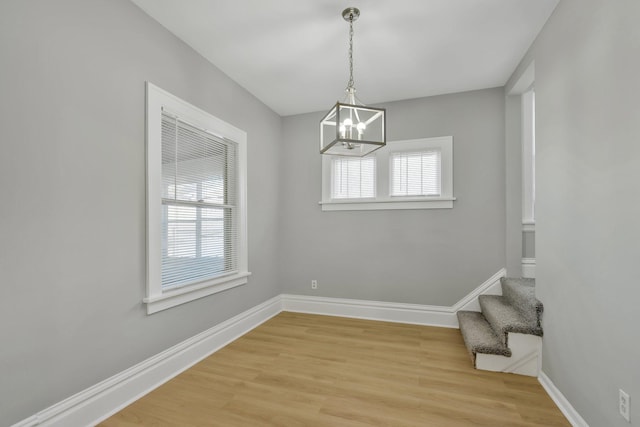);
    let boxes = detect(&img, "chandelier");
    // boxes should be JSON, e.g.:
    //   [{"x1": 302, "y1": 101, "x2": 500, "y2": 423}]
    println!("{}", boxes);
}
[{"x1": 320, "y1": 7, "x2": 386, "y2": 157}]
